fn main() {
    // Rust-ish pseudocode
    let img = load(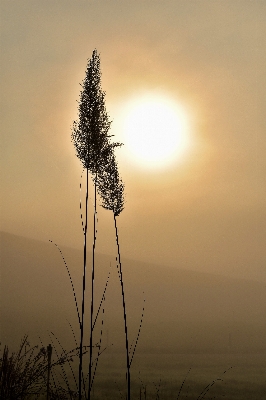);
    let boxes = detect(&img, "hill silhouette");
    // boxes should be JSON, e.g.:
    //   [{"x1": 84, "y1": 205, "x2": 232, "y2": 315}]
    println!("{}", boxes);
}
[{"x1": 1, "y1": 231, "x2": 265, "y2": 354}]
